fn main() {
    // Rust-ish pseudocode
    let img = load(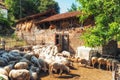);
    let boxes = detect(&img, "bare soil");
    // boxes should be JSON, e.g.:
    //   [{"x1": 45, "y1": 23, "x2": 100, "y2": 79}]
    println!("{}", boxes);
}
[{"x1": 39, "y1": 63, "x2": 112, "y2": 80}]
